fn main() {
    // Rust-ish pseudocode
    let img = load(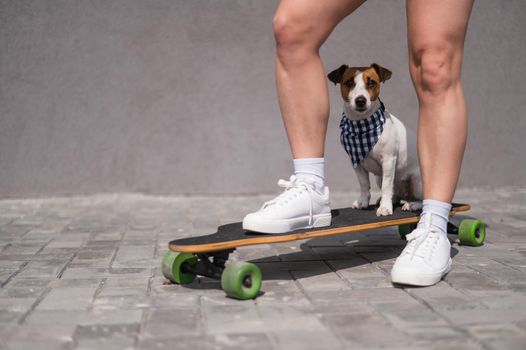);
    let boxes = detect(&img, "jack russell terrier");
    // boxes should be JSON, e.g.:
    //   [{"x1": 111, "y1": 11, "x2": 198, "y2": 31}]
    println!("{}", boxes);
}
[{"x1": 328, "y1": 63, "x2": 423, "y2": 216}]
